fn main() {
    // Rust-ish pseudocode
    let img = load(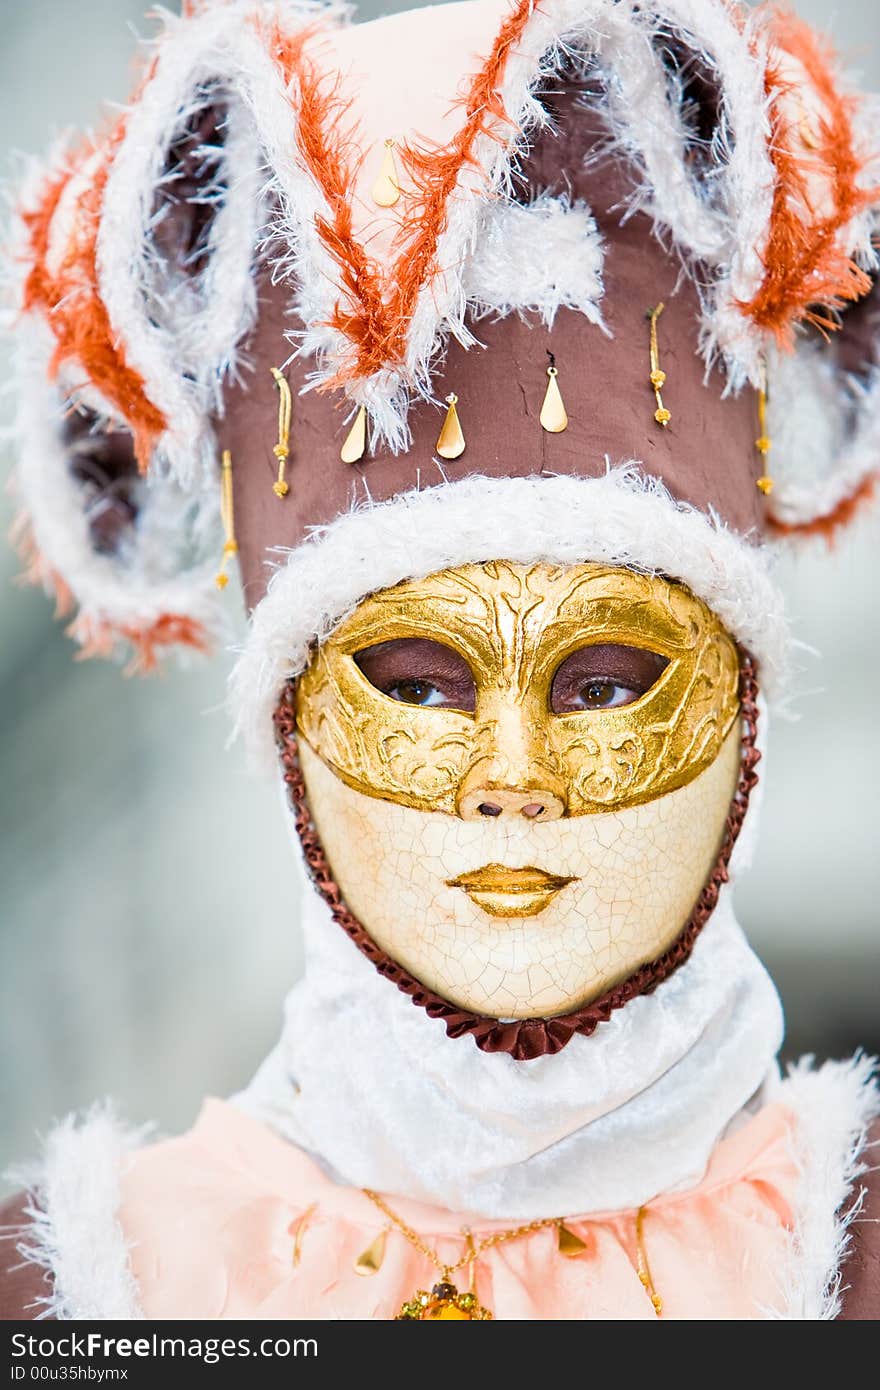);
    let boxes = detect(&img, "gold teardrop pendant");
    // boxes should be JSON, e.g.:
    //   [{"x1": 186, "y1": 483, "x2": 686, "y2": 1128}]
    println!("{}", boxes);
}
[
  {"x1": 557, "y1": 1222, "x2": 590, "y2": 1258},
  {"x1": 436, "y1": 393, "x2": 465, "y2": 460},
  {"x1": 354, "y1": 1229, "x2": 387, "y2": 1276},
  {"x1": 341, "y1": 404, "x2": 367, "y2": 464},
  {"x1": 540, "y1": 365, "x2": 568, "y2": 433},
  {"x1": 371, "y1": 139, "x2": 400, "y2": 208}
]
